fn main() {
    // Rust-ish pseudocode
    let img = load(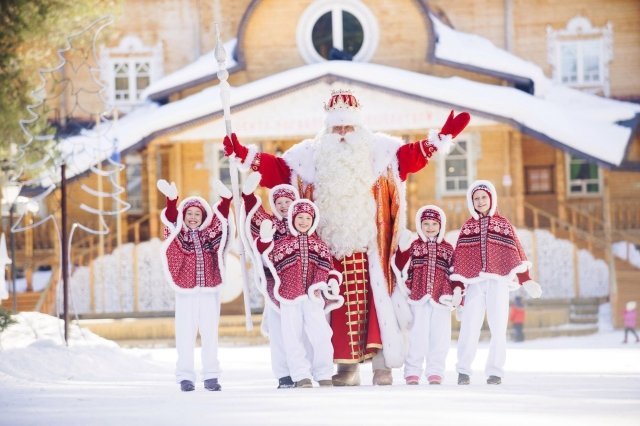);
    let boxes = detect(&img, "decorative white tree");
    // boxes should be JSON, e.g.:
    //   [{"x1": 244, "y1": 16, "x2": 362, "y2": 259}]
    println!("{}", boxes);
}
[{"x1": 10, "y1": 16, "x2": 131, "y2": 340}]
